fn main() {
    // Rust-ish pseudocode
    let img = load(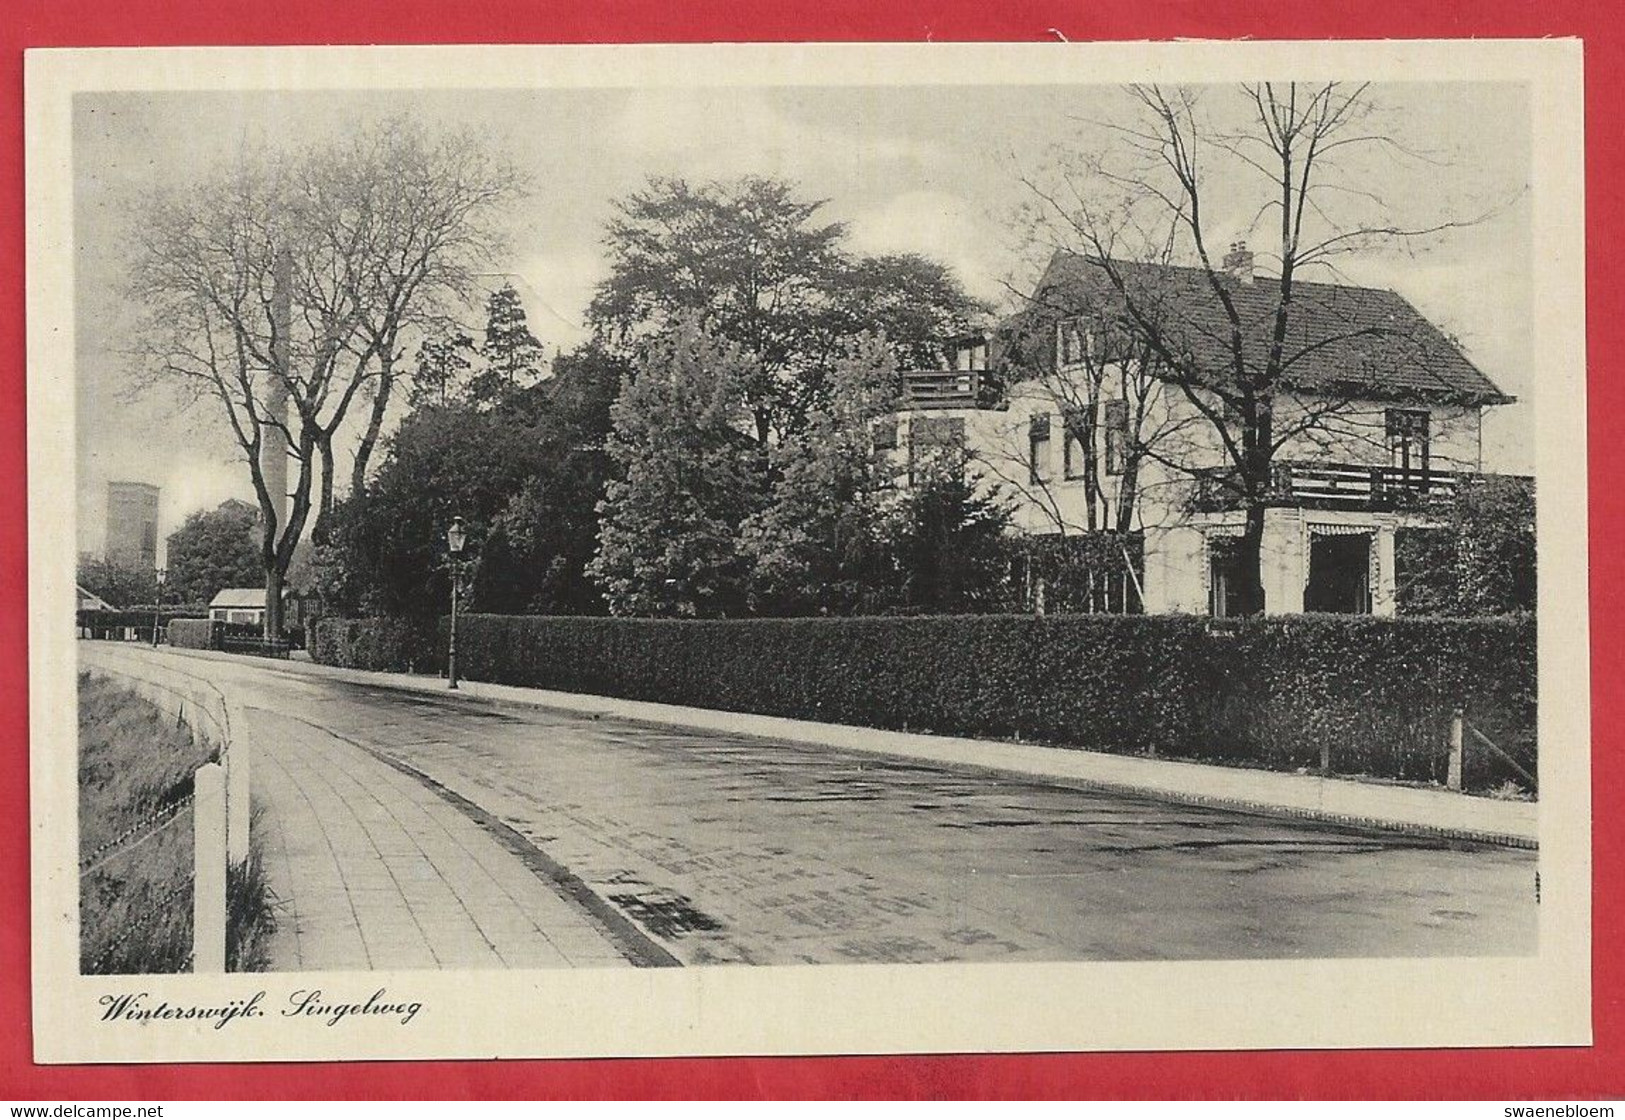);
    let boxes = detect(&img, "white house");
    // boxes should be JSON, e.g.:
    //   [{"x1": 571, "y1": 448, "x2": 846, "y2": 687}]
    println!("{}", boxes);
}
[
  {"x1": 208, "y1": 588, "x2": 270, "y2": 626},
  {"x1": 890, "y1": 249, "x2": 1521, "y2": 617}
]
